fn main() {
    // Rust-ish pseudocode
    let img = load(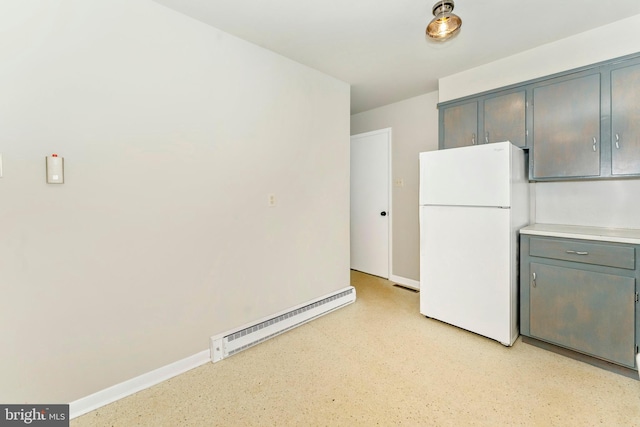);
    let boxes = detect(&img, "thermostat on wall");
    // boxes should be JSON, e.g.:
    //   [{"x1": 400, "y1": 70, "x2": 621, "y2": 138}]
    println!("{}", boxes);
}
[{"x1": 46, "y1": 154, "x2": 64, "y2": 184}]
